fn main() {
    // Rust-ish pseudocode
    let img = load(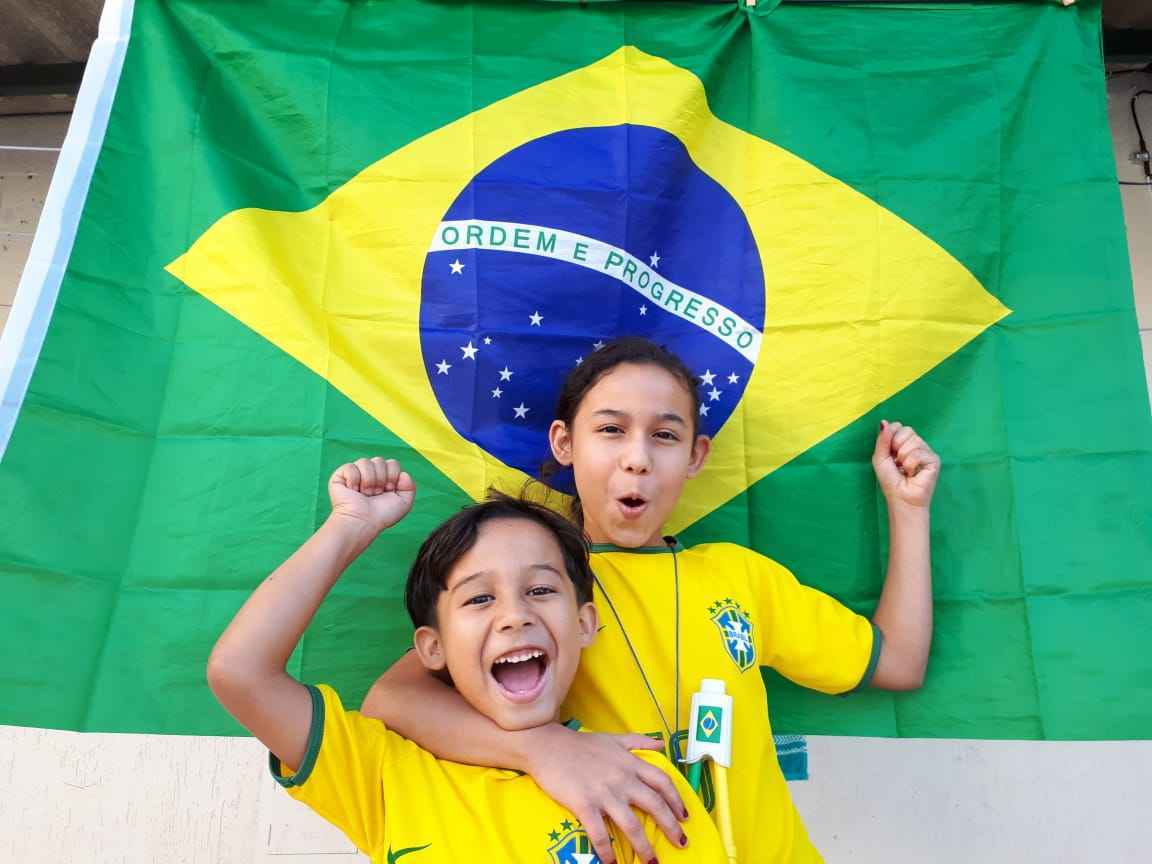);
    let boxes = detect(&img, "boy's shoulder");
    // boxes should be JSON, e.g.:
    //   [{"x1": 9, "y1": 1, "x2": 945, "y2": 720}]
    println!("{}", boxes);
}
[
  {"x1": 629, "y1": 745, "x2": 683, "y2": 776},
  {"x1": 284, "y1": 694, "x2": 672, "y2": 860},
  {"x1": 281, "y1": 683, "x2": 528, "y2": 790}
]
